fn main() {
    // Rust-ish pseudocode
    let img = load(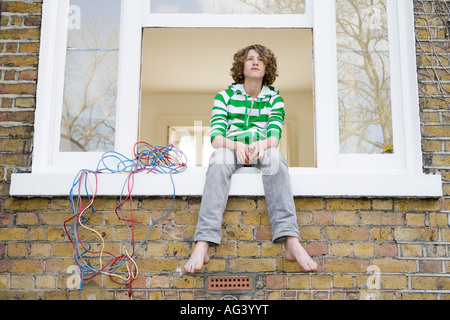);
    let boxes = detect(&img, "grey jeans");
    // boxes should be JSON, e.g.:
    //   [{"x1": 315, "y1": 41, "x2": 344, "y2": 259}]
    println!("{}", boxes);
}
[{"x1": 194, "y1": 147, "x2": 299, "y2": 245}]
